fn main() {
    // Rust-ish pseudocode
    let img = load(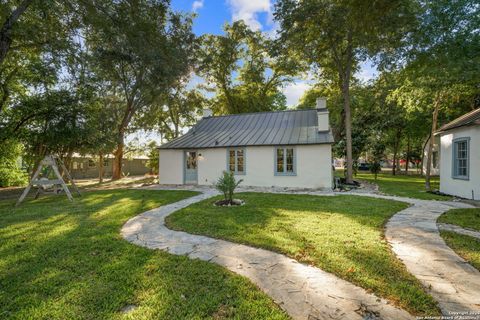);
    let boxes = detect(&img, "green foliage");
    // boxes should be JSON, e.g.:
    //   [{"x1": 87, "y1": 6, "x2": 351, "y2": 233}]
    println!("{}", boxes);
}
[
  {"x1": 146, "y1": 141, "x2": 159, "y2": 175},
  {"x1": 138, "y1": 87, "x2": 205, "y2": 141},
  {"x1": 198, "y1": 21, "x2": 298, "y2": 114},
  {"x1": 0, "y1": 140, "x2": 27, "y2": 187},
  {"x1": 214, "y1": 171, "x2": 243, "y2": 203}
]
